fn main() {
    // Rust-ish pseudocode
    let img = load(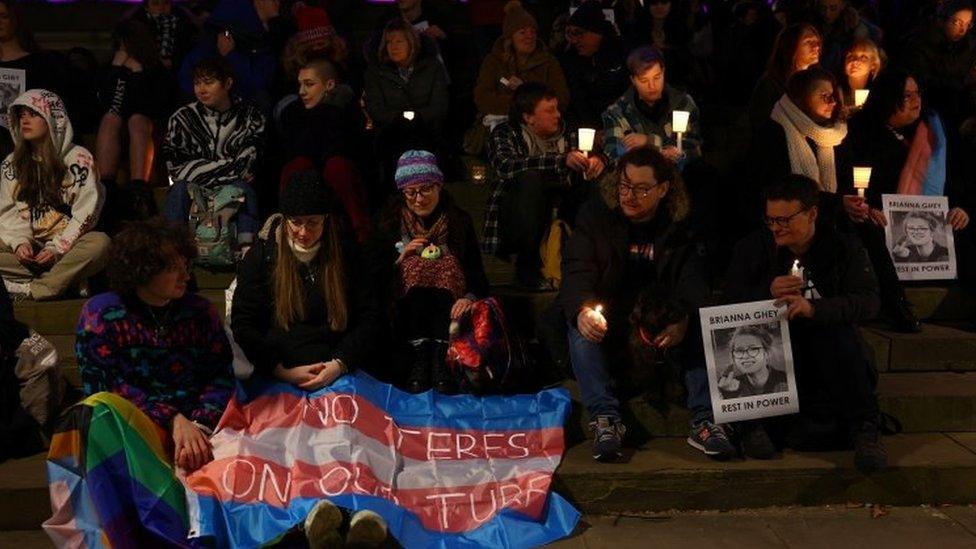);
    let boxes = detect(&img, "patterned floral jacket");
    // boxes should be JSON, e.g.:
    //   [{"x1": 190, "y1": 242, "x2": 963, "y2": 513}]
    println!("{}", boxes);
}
[{"x1": 77, "y1": 292, "x2": 235, "y2": 430}]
